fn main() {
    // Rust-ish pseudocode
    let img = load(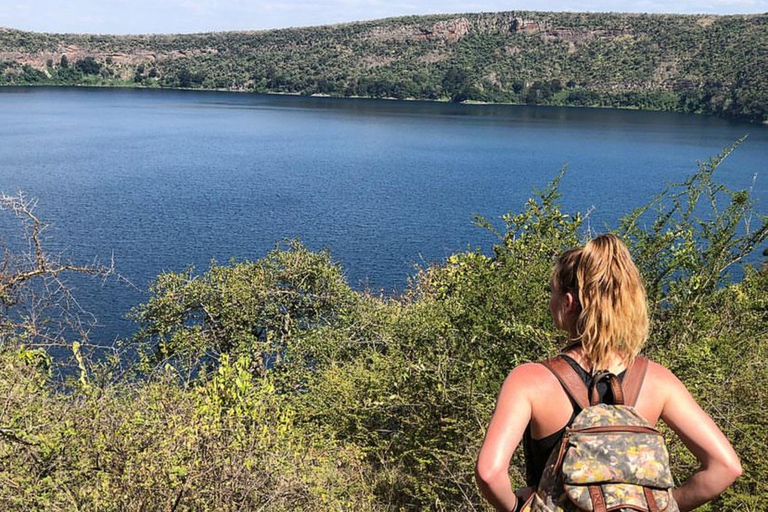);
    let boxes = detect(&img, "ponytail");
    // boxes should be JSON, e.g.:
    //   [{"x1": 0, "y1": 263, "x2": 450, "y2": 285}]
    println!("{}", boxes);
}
[{"x1": 553, "y1": 234, "x2": 648, "y2": 370}]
